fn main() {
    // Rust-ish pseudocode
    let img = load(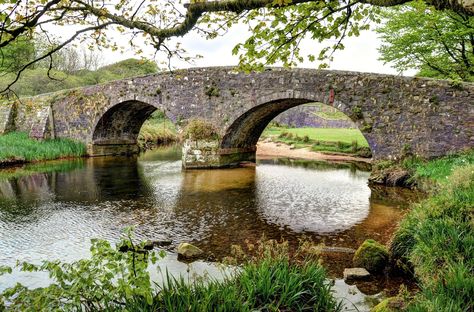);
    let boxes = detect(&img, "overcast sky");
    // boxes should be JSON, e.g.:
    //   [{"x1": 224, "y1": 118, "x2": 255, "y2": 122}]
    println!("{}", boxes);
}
[{"x1": 107, "y1": 22, "x2": 416, "y2": 76}]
